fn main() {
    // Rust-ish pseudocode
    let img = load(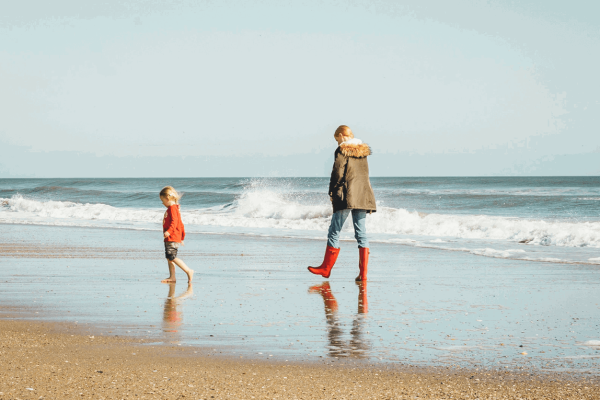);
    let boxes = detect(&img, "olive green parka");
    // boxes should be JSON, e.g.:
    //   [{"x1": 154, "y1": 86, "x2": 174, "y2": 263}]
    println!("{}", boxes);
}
[{"x1": 328, "y1": 139, "x2": 377, "y2": 213}]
